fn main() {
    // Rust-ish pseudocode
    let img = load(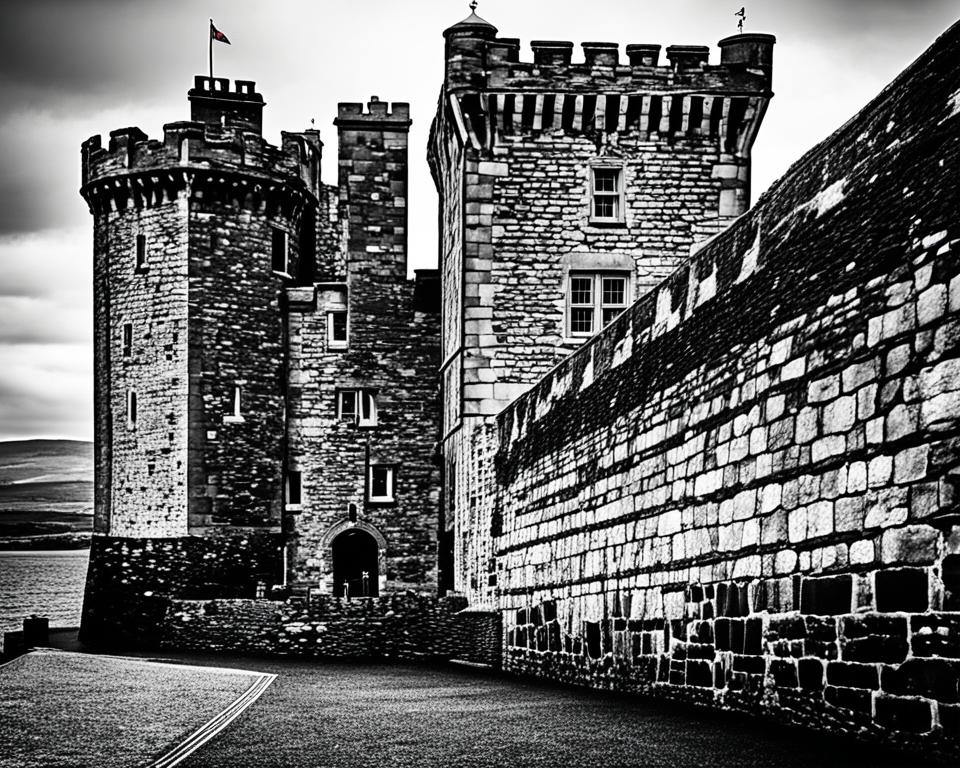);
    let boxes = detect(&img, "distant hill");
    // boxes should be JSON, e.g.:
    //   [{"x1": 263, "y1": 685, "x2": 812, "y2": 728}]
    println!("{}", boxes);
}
[
  {"x1": 0, "y1": 440, "x2": 93, "y2": 486},
  {"x1": 0, "y1": 440, "x2": 94, "y2": 546}
]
